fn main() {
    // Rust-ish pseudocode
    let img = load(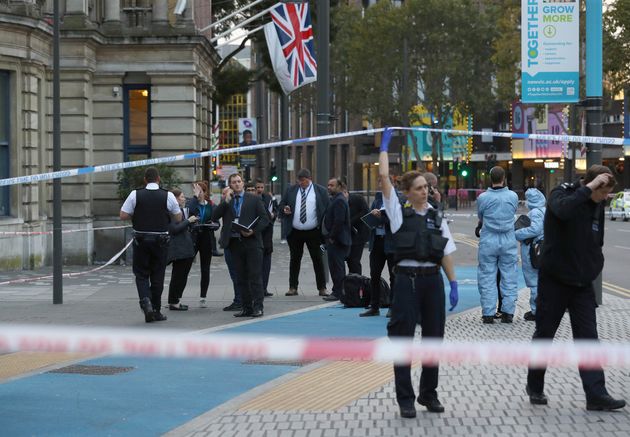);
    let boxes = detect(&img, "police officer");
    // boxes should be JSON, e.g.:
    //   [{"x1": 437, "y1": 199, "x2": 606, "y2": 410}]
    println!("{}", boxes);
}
[
  {"x1": 120, "y1": 167, "x2": 182, "y2": 323},
  {"x1": 526, "y1": 166, "x2": 625, "y2": 411},
  {"x1": 379, "y1": 128, "x2": 458, "y2": 418}
]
